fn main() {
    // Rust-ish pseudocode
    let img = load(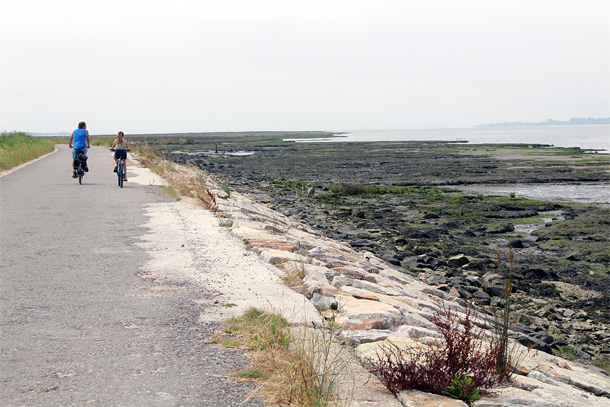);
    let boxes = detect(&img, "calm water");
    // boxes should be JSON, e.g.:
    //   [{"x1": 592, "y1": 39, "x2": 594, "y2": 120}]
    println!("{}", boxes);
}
[{"x1": 291, "y1": 125, "x2": 610, "y2": 152}]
